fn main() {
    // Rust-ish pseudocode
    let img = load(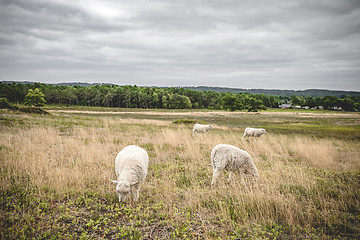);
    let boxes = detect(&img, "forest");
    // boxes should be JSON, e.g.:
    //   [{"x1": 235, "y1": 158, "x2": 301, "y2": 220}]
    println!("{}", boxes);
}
[{"x1": 1, "y1": 82, "x2": 360, "y2": 112}]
